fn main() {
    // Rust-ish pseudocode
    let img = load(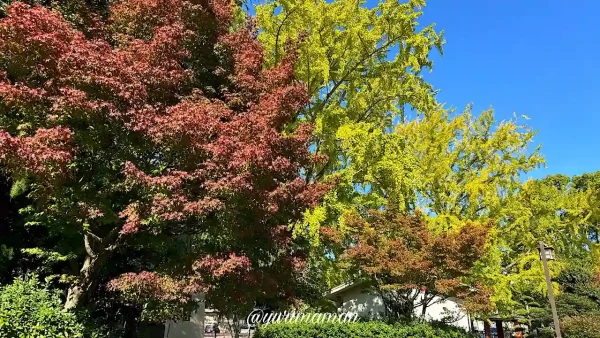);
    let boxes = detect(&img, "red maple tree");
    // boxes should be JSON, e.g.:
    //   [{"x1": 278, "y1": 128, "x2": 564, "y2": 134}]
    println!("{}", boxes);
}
[
  {"x1": 0, "y1": 0, "x2": 327, "y2": 320},
  {"x1": 338, "y1": 209, "x2": 492, "y2": 320}
]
